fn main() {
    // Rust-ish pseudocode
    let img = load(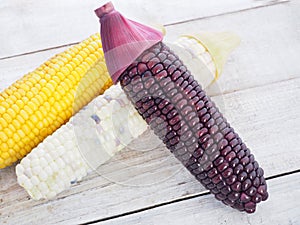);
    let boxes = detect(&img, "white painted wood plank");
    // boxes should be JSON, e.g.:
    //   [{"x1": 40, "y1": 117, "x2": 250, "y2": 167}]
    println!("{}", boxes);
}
[
  {"x1": 165, "y1": 0, "x2": 300, "y2": 96},
  {"x1": 0, "y1": 47, "x2": 67, "y2": 92},
  {"x1": 1, "y1": 77, "x2": 299, "y2": 225},
  {"x1": 99, "y1": 173, "x2": 300, "y2": 225},
  {"x1": 0, "y1": 0, "x2": 287, "y2": 58},
  {"x1": 1, "y1": 1, "x2": 298, "y2": 97}
]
